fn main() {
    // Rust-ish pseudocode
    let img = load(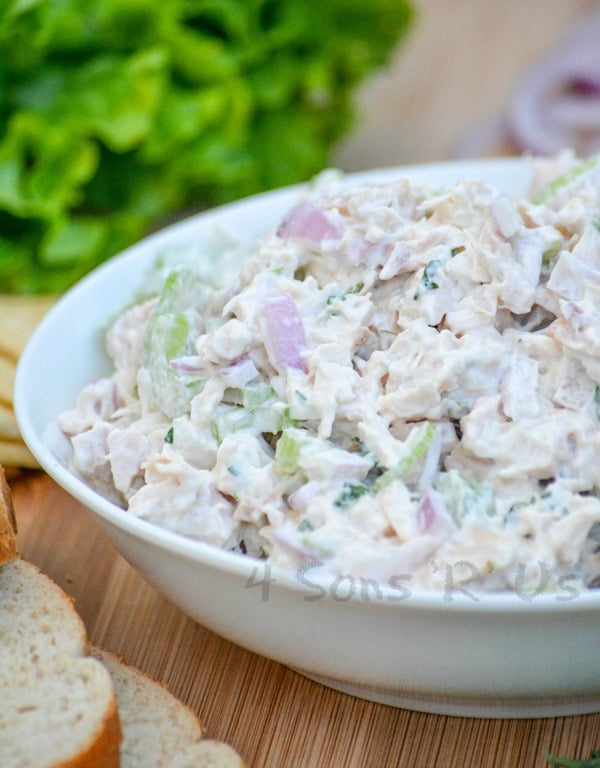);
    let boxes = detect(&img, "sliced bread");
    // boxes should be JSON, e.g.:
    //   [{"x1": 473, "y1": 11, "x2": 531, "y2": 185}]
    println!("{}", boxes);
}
[
  {"x1": 0, "y1": 465, "x2": 17, "y2": 564},
  {"x1": 0, "y1": 468, "x2": 246, "y2": 767},
  {"x1": 0, "y1": 466, "x2": 122, "y2": 767},
  {"x1": 0, "y1": 558, "x2": 122, "y2": 768},
  {"x1": 94, "y1": 648, "x2": 246, "y2": 768}
]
